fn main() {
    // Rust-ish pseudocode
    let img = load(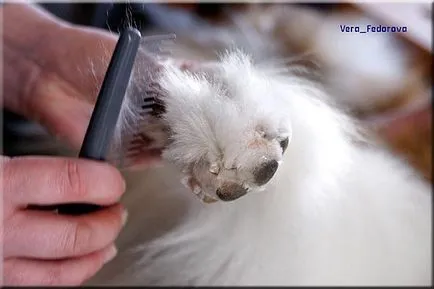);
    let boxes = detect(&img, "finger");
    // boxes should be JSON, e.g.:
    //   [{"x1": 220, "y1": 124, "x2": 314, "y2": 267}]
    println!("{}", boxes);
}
[
  {"x1": 39, "y1": 25, "x2": 117, "y2": 103},
  {"x1": 4, "y1": 156, "x2": 126, "y2": 206},
  {"x1": 4, "y1": 204, "x2": 126, "y2": 259},
  {"x1": 3, "y1": 244, "x2": 117, "y2": 286},
  {"x1": 28, "y1": 83, "x2": 94, "y2": 149},
  {"x1": 43, "y1": 95, "x2": 94, "y2": 150}
]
